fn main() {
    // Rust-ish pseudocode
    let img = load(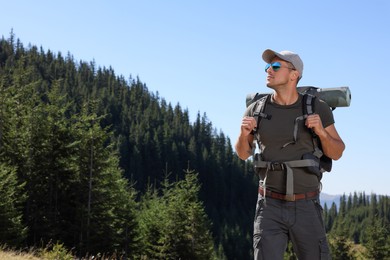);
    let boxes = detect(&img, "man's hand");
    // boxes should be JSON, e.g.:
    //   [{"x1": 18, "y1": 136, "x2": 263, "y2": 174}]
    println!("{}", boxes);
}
[
  {"x1": 305, "y1": 114, "x2": 326, "y2": 137},
  {"x1": 305, "y1": 114, "x2": 345, "y2": 160},
  {"x1": 240, "y1": 116, "x2": 257, "y2": 136},
  {"x1": 235, "y1": 116, "x2": 257, "y2": 160}
]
